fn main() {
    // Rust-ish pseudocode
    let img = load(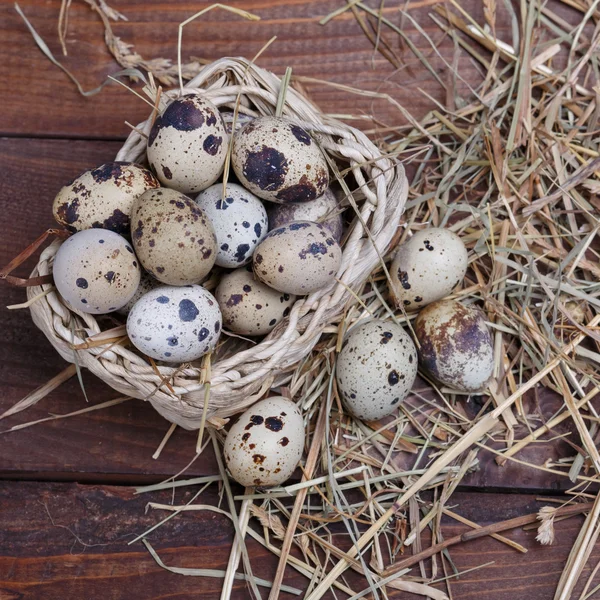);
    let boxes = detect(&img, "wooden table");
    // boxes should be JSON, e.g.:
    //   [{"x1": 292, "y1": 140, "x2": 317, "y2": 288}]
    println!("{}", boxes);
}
[{"x1": 0, "y1": 1, "x2": 597, "y2": 598}]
